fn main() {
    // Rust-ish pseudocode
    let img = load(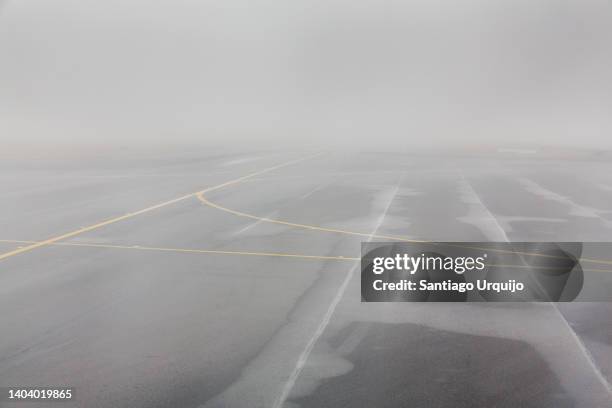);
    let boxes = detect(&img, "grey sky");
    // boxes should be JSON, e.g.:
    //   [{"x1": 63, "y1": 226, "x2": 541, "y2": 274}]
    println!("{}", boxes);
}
[{"x1": 1, "y1": 0, "x2": 611, "y2": 149}]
